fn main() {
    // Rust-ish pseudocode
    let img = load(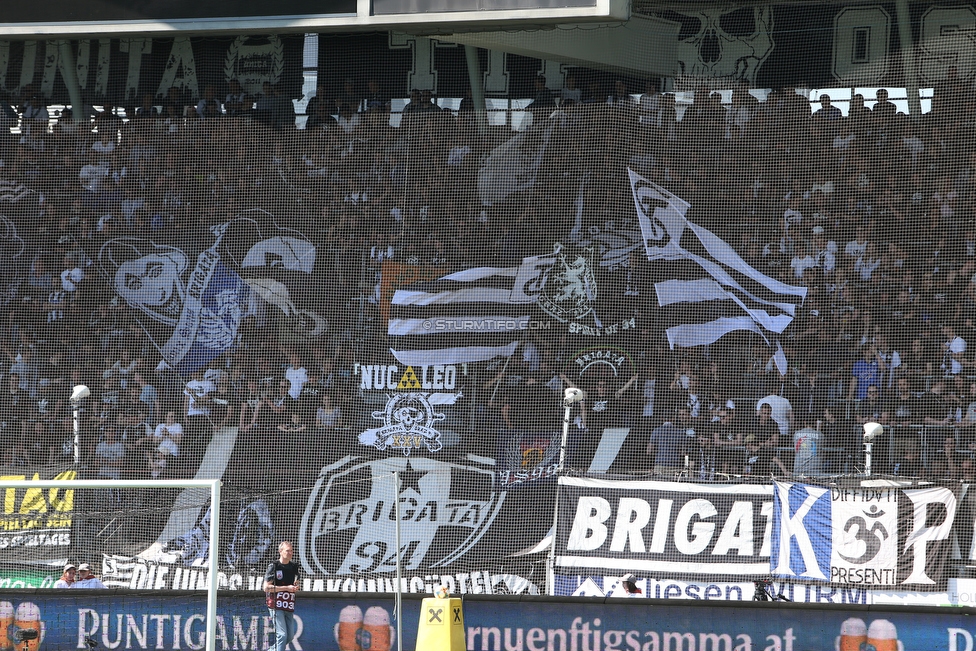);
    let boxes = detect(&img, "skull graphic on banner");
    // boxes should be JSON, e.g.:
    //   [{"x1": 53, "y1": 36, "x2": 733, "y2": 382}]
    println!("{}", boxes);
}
[{"x1": 674, "y1": 6, "x2": 775, "y2": 84}]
